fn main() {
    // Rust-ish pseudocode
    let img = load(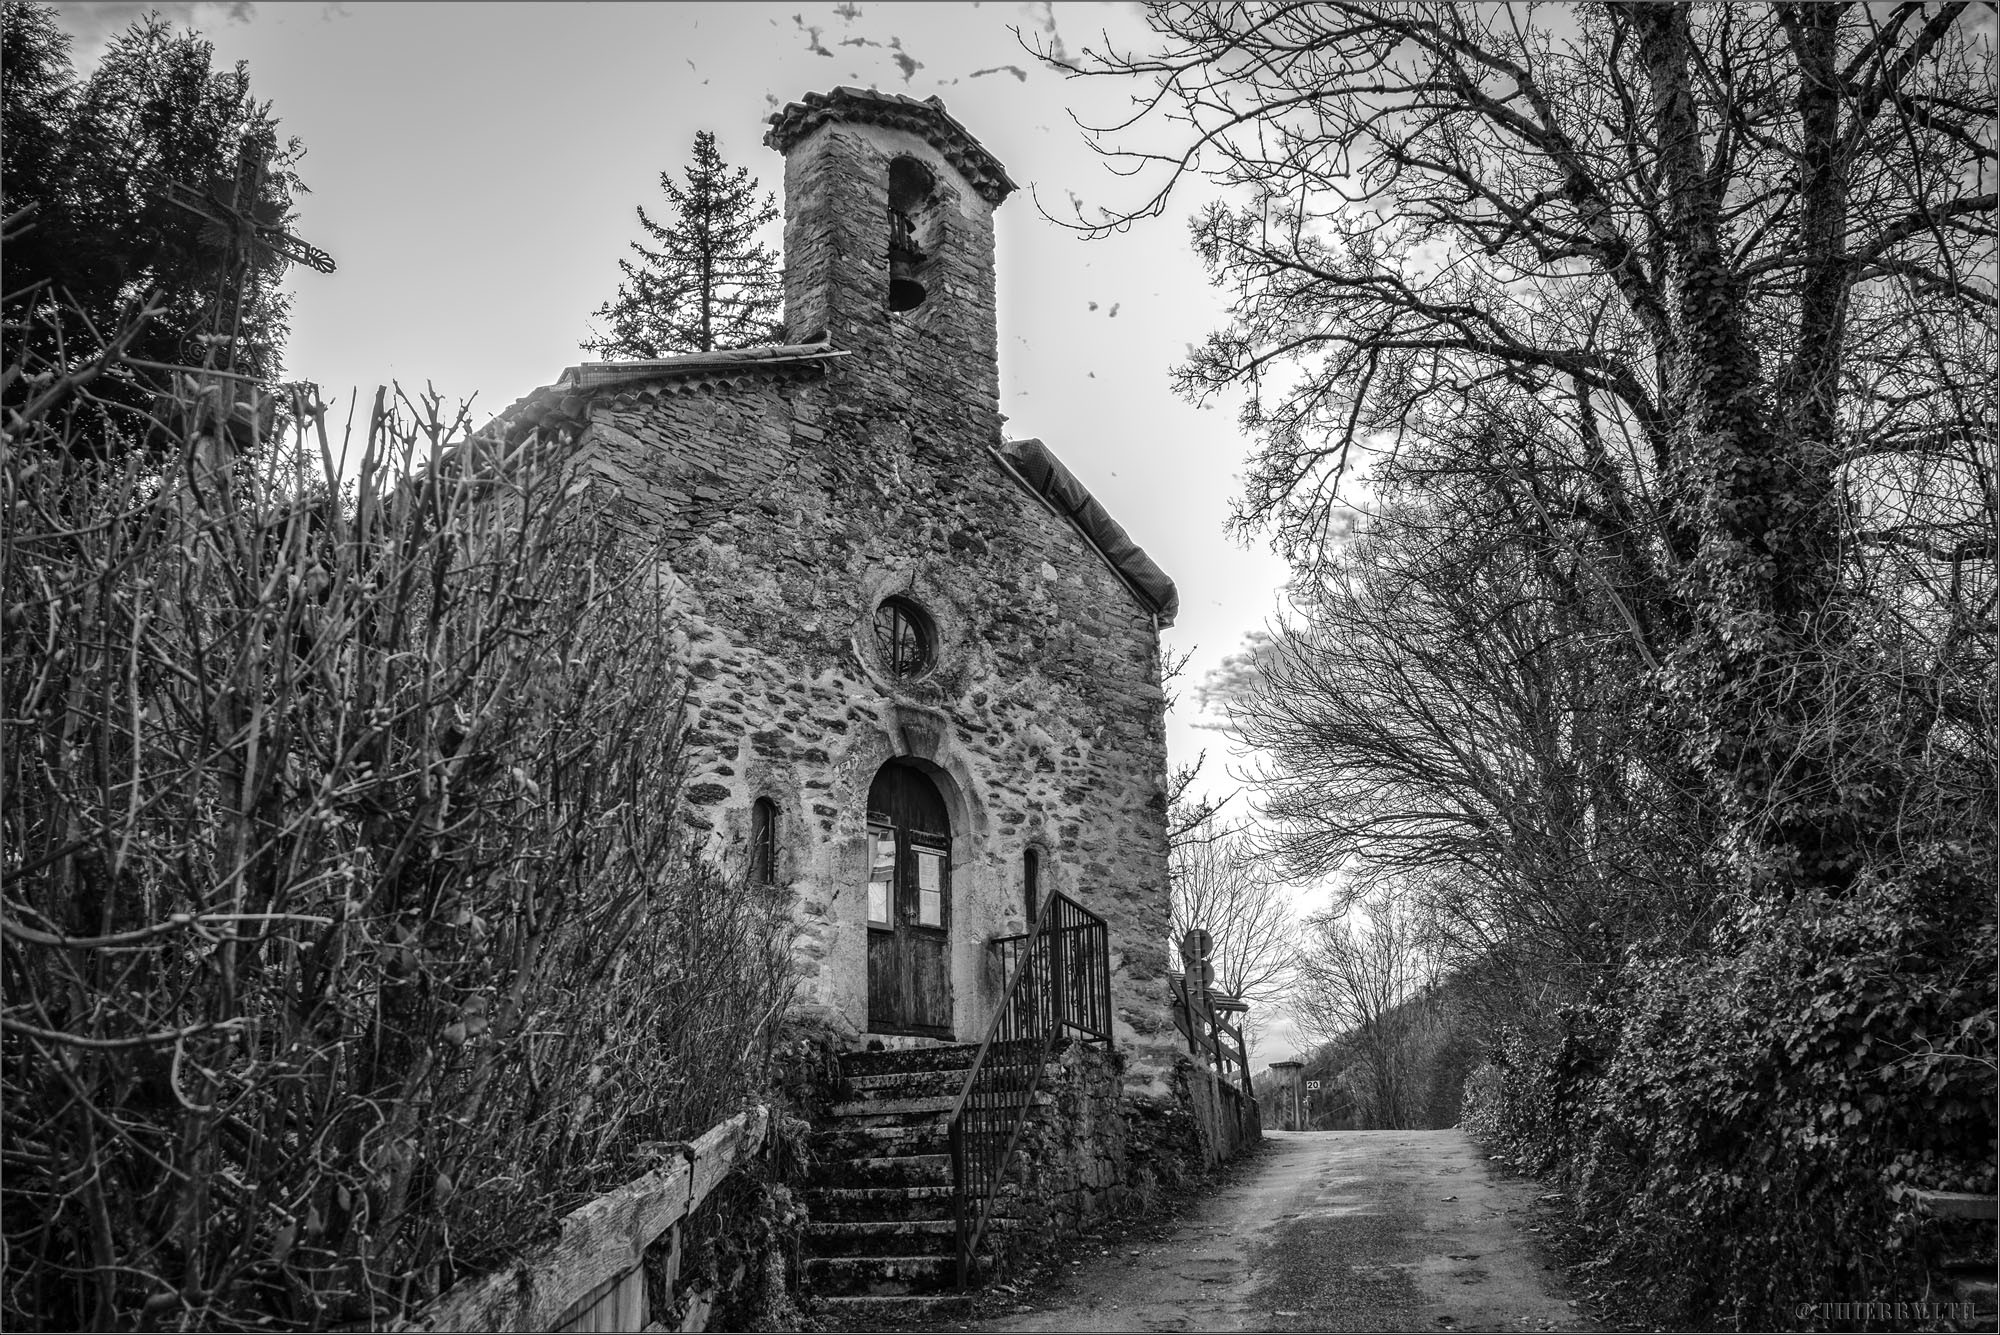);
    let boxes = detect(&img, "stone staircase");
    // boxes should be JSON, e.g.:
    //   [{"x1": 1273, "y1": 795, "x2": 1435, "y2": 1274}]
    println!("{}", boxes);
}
[{"x1": 803, "y1": 1041, "x2": 1054, "y2": 1324}]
